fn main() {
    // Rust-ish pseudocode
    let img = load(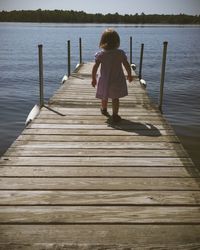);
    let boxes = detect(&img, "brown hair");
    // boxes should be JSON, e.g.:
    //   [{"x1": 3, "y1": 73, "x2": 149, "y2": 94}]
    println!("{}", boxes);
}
[{"x1": 99, "y1": 29, "x2": 120, "y2": 50}]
